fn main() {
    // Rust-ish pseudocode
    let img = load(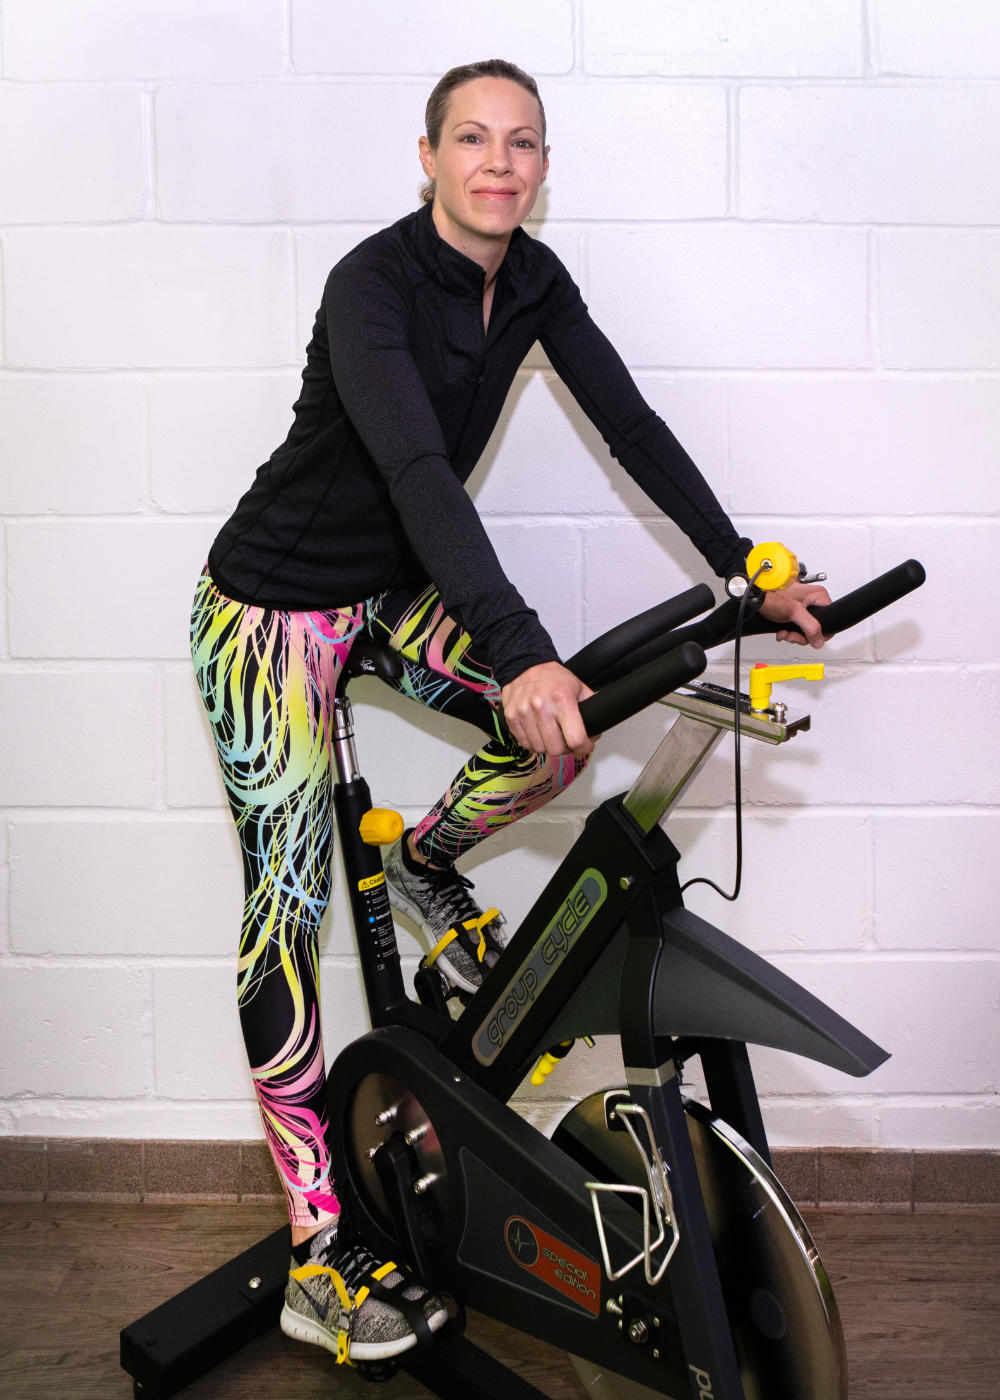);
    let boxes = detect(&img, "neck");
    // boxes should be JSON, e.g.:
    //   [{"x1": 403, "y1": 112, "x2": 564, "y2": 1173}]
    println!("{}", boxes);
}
[{"x1": 430, "y1": 203, "x2": 509, "y2": 288}]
